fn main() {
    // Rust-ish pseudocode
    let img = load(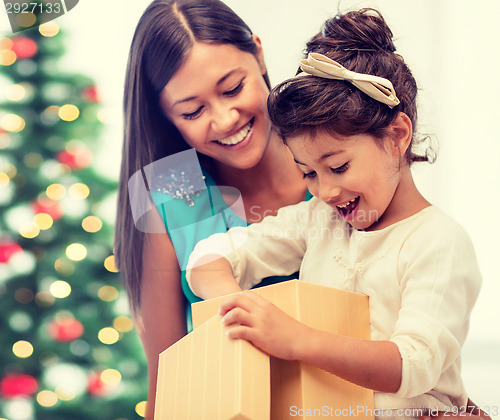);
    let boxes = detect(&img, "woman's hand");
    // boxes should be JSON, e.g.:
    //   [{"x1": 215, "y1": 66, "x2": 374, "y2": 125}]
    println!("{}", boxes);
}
[{"x1": 219, "y1": 291, "x2": 311, "y2": 361}]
